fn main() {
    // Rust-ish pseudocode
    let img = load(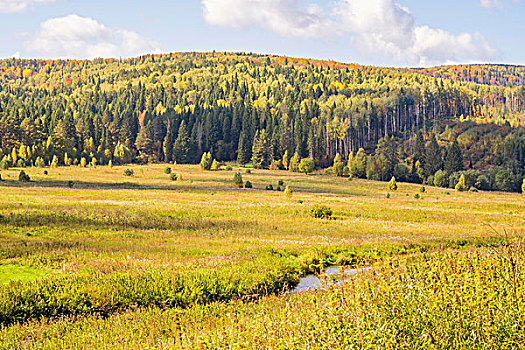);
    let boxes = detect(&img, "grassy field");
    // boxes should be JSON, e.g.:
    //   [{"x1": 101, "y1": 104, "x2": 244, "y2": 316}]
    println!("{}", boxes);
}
[{"x1": 0, "y1": 164, "x2": 523, "y2": 348}]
